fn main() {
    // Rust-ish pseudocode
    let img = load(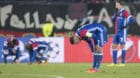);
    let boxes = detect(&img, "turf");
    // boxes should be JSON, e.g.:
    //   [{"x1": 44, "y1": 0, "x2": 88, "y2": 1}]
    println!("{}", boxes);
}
[{"x1": 0, "y1": 63, "x2": 140, "y2": 78}]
